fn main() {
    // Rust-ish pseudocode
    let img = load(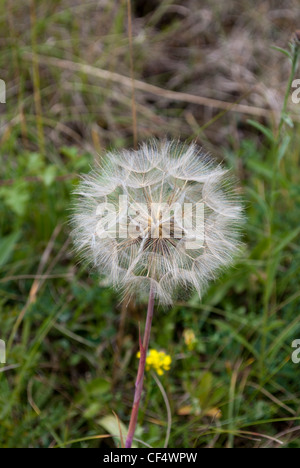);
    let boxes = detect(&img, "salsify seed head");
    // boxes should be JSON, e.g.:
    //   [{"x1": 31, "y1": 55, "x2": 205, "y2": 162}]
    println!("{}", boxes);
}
[{"x1": 71, "y1": 139, "x2": 243, "y2": 305}]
